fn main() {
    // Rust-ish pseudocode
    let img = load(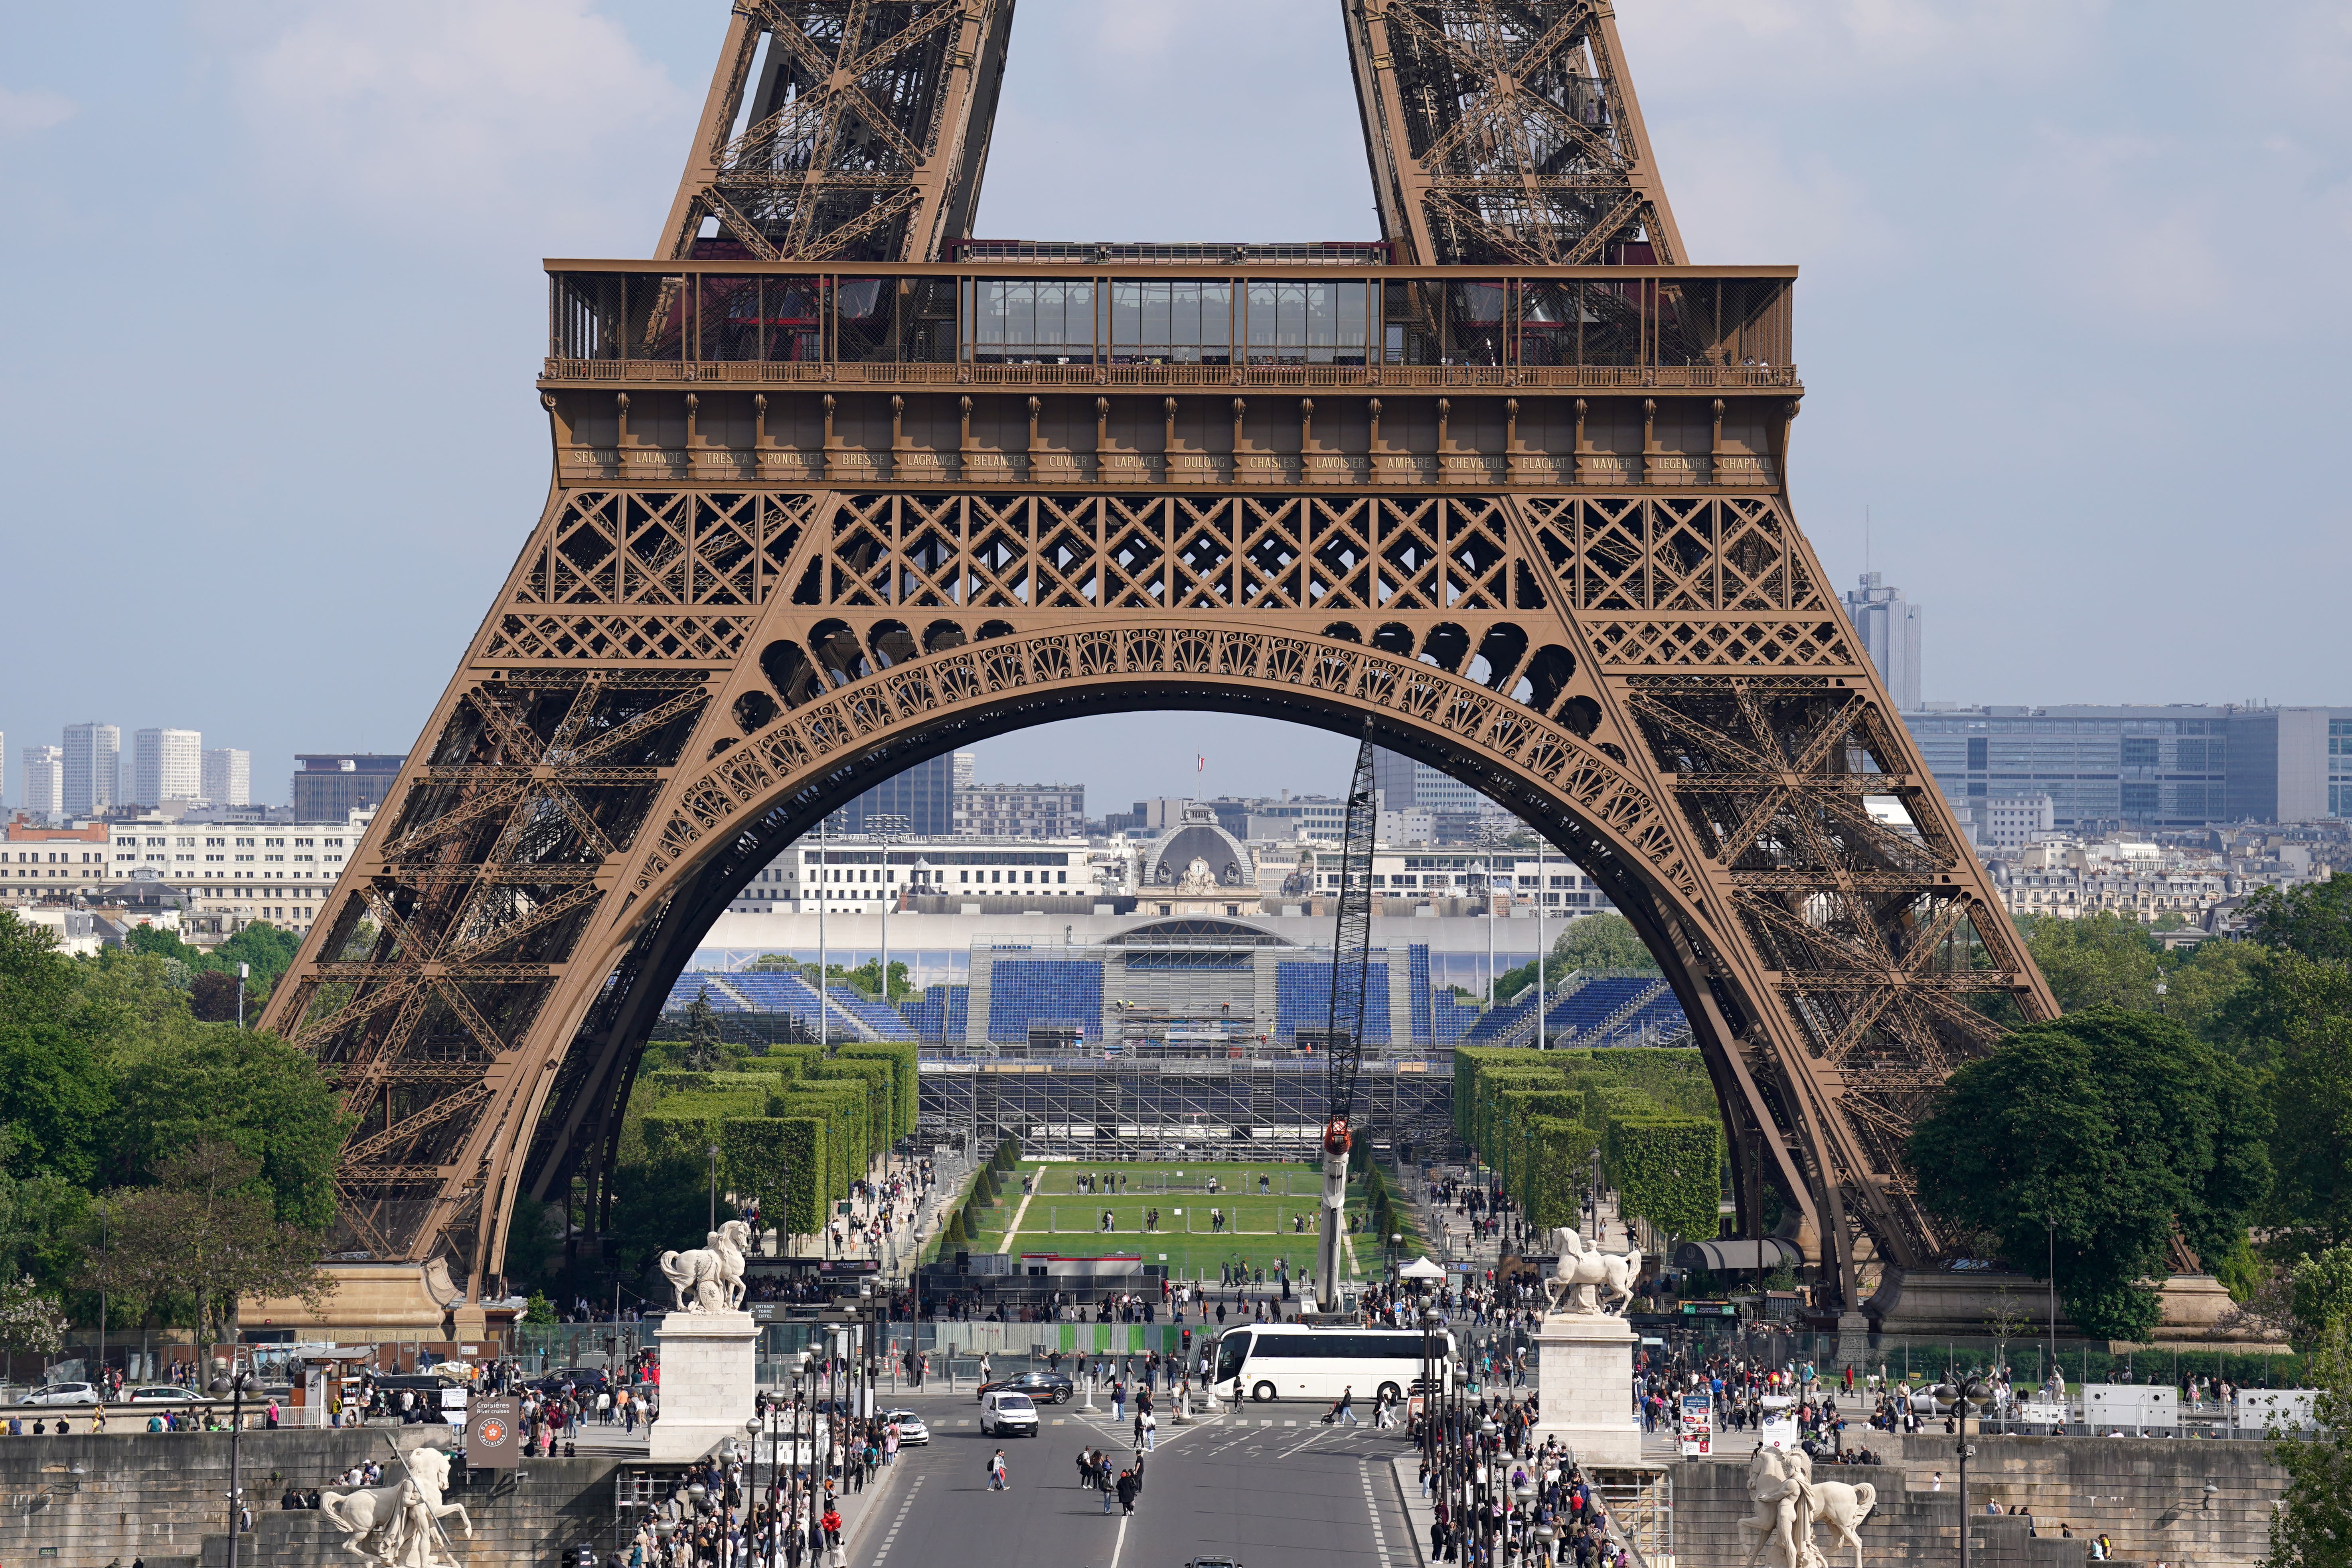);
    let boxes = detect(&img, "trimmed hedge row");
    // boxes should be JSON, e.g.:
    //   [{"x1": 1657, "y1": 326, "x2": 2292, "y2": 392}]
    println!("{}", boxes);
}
[{"x1": 1456, "y1": 1045, "x2": 1725, "y2": 1248}]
